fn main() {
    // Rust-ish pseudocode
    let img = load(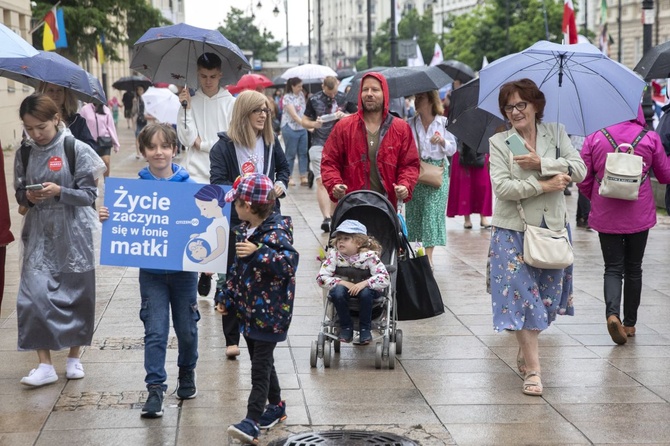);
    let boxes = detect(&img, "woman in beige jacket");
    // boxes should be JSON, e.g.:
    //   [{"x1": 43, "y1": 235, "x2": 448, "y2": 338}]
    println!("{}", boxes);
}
[{"x1": 488, "y1": 79, "x2": 586, "y2": 397}]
